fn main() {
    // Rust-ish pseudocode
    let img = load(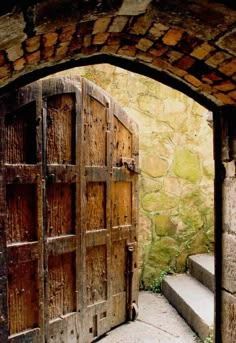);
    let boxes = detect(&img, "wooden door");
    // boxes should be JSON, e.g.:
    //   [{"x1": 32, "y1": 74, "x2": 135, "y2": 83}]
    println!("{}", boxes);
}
[{"x1": 0, "y1": 76, "x2": 138, "y2": 343}]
